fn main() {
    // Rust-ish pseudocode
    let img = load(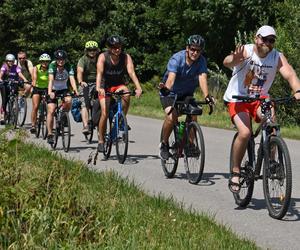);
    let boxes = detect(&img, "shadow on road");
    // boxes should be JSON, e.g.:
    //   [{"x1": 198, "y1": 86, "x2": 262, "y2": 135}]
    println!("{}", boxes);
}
[{"x1": 172, "y1": 172, "x2": 230, "y2": 186}]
